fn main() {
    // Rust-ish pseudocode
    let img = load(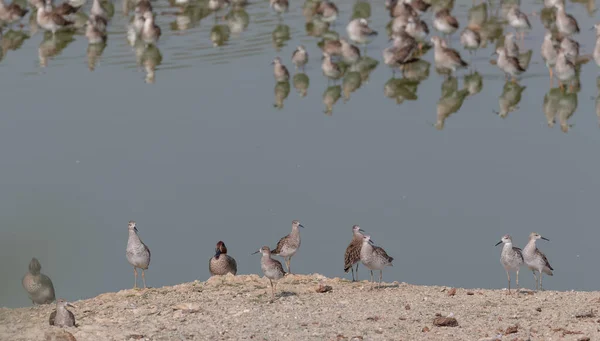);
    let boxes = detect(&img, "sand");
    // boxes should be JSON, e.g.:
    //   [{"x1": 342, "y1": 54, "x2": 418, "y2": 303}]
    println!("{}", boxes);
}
[{"x1": 0, "y1": 274, "x2": 598, "y2": 341}]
